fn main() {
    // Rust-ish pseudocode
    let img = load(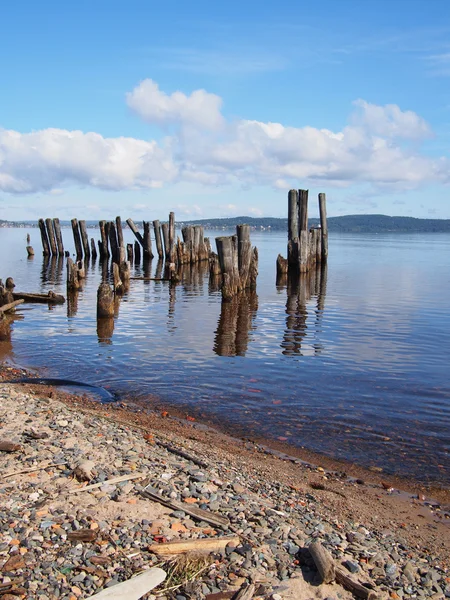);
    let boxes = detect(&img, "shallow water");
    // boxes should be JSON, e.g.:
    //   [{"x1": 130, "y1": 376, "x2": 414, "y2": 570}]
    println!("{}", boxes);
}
[{"x1": 1, "y1": 227, "x2": 449, "y2": 485}]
